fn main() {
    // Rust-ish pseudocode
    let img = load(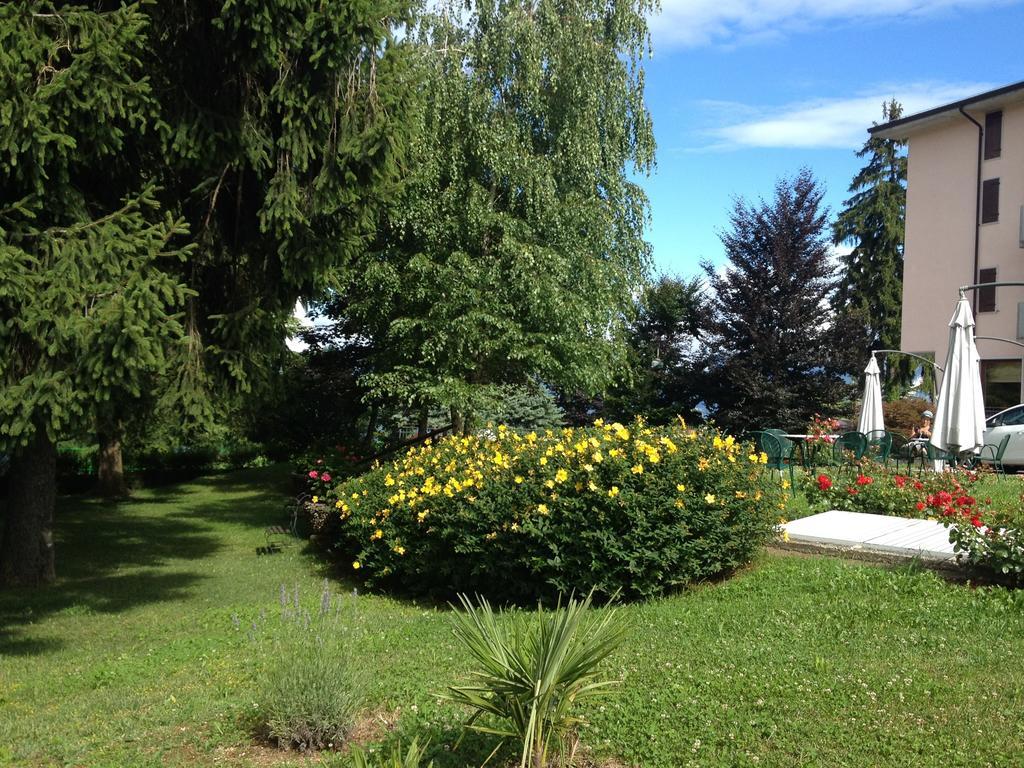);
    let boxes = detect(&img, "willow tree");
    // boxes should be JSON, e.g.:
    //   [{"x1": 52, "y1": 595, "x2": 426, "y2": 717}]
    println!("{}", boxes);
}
[
  {"x1": 834, "y1": 100, "x2": 908, "y2": 396},
  {"x1": 334, "y1": 0, "x2": 656, "y2": 430},
  {"x1": 0, "y1": 1, "x2": 412, "y2": 586}
]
